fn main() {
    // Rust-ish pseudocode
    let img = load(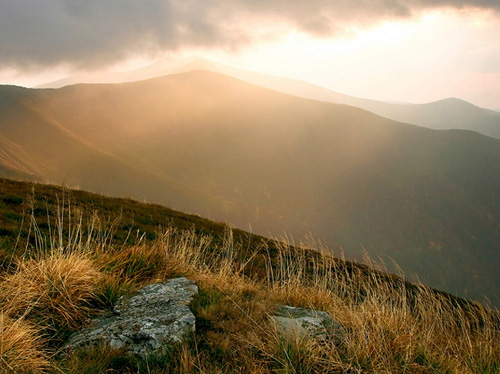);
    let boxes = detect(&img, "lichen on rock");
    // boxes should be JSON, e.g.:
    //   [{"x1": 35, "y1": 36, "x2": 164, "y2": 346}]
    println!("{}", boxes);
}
[
  {"x1": 271, "y1": 305, "x2": 344, "y2": 342},
  {"x1": 65, "y1": 277, "x2": 198, "y2": 358}
]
